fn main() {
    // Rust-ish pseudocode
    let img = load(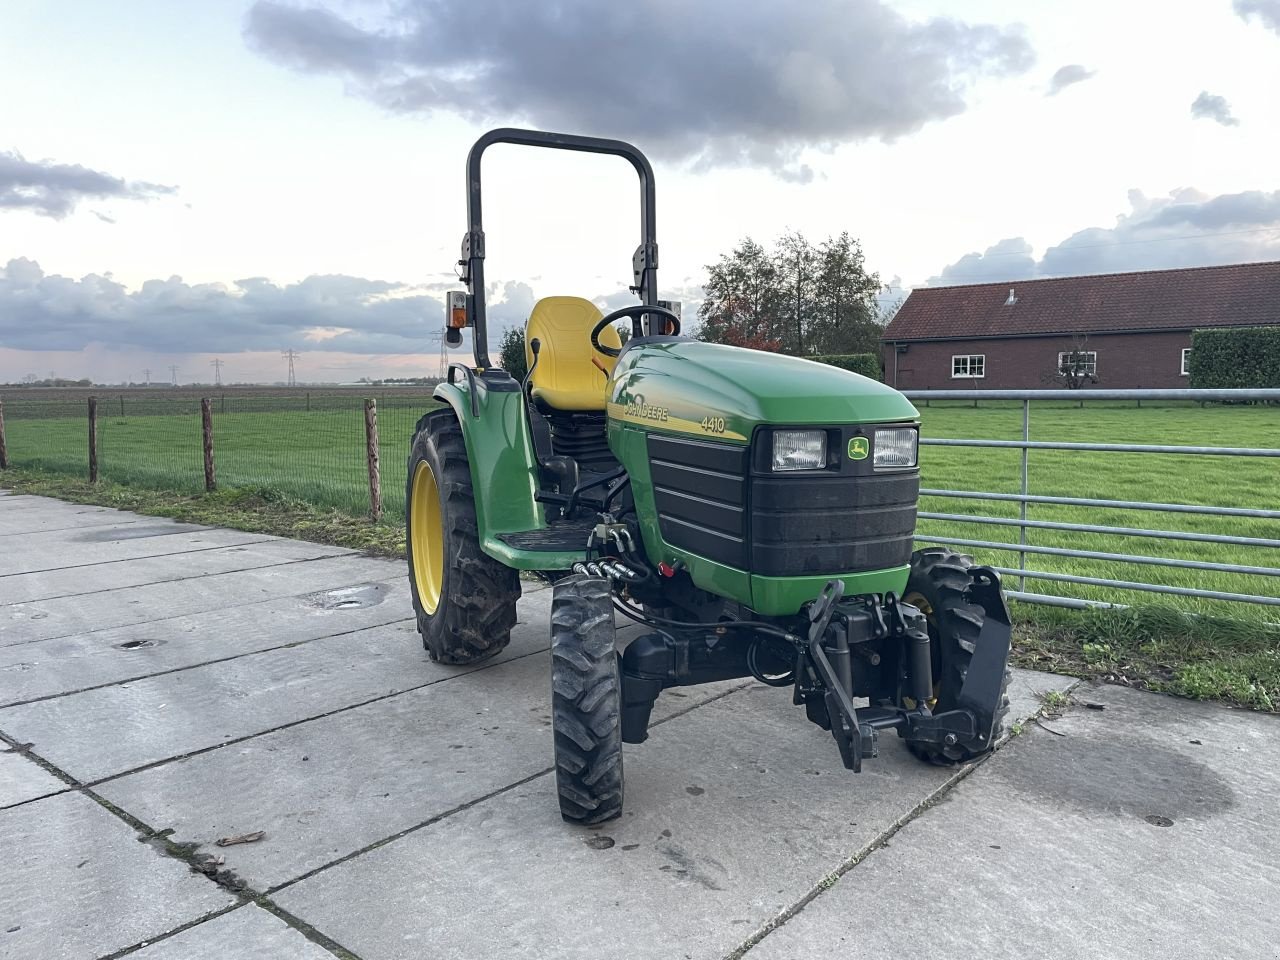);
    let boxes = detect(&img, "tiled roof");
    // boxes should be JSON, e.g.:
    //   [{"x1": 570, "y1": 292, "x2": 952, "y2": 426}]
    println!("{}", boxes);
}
[{"x1": 883, "y1": 260, "x2": 1280, "y2": 341}]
